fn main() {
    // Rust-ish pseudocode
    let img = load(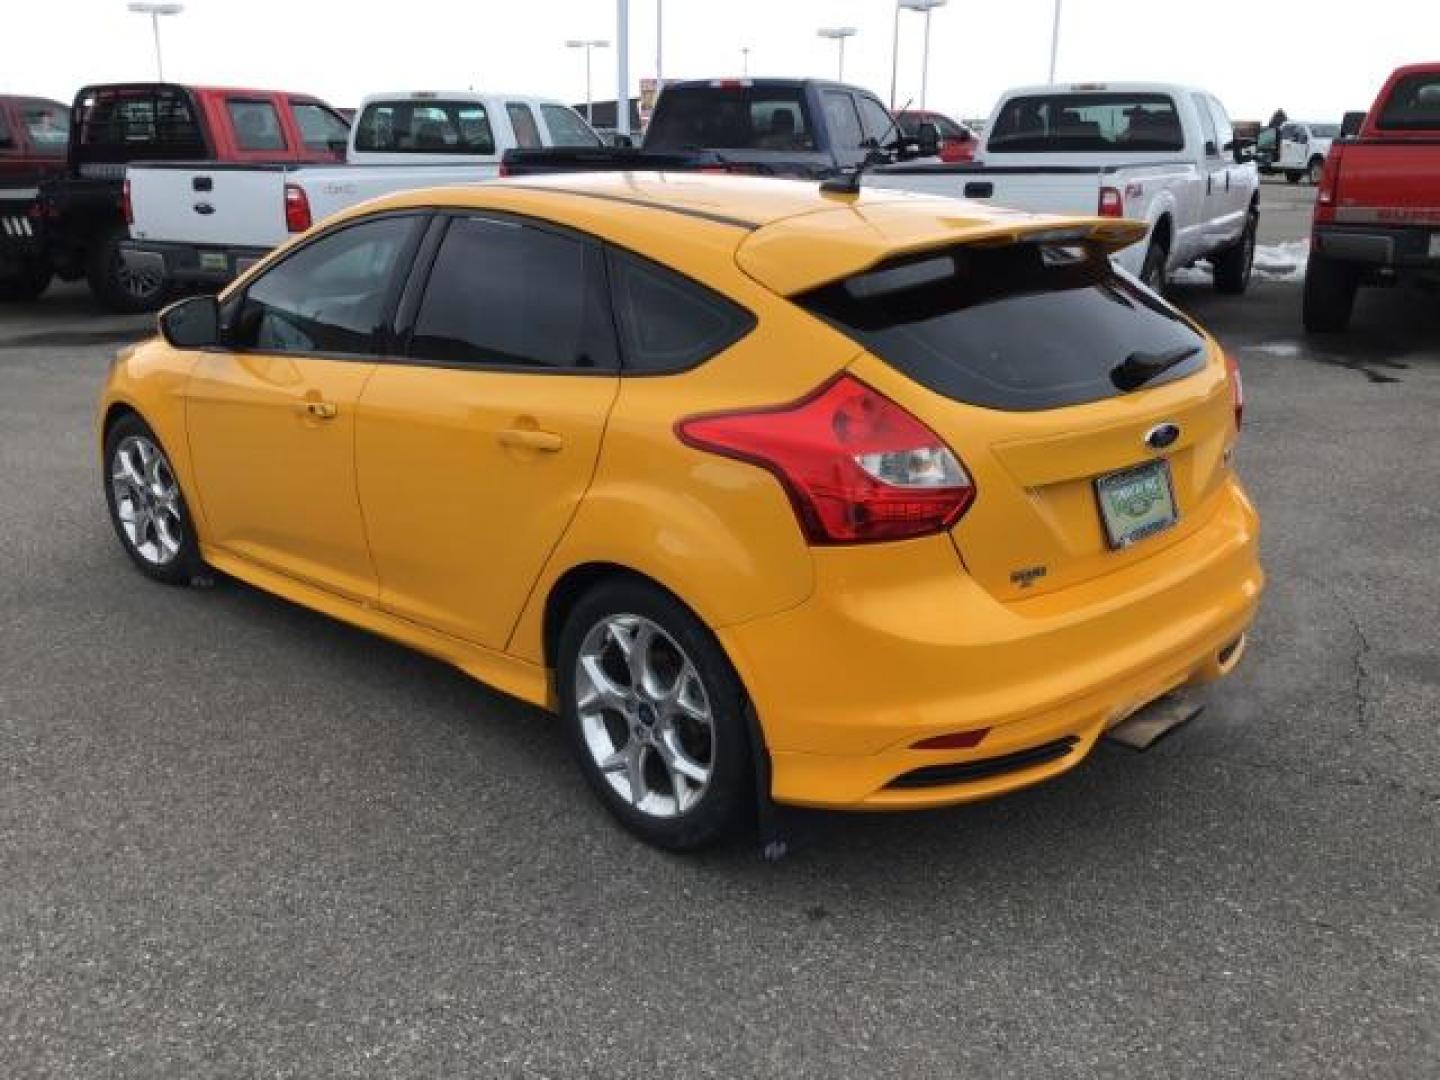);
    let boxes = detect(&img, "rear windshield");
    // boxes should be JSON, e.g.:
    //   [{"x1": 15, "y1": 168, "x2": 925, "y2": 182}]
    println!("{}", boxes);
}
[
  {"x1": 355, "y1": 100, "x2": 496, "y2": 154},
  {"x1": 798, "y1": 244, "x2": 1207, "y2": 411},
  {"x1": 645, "y1": 86, "x2": 815, "y2": 152},
  {"x1": 988, "y1": 93, "x2": 1183, "y2": 153},
  {"x1": 1377, "y1": 73, "x2": 1440, "y2": 131},
  {"x1": 74, "y1": 86, "x2": 207, "y2": 164}
]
